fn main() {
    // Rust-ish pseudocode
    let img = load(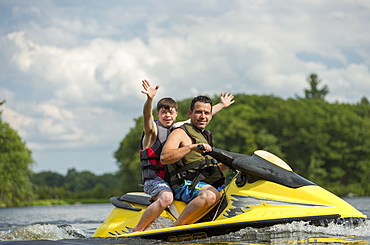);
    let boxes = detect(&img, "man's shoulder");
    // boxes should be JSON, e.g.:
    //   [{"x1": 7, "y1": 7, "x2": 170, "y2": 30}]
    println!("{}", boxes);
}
[
  {"x1": 171, "y1": 126, "x2": 186, "y2": 134},
  {"x1": 169, "y1": 126, "x2": 188, "y2": 140}
]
